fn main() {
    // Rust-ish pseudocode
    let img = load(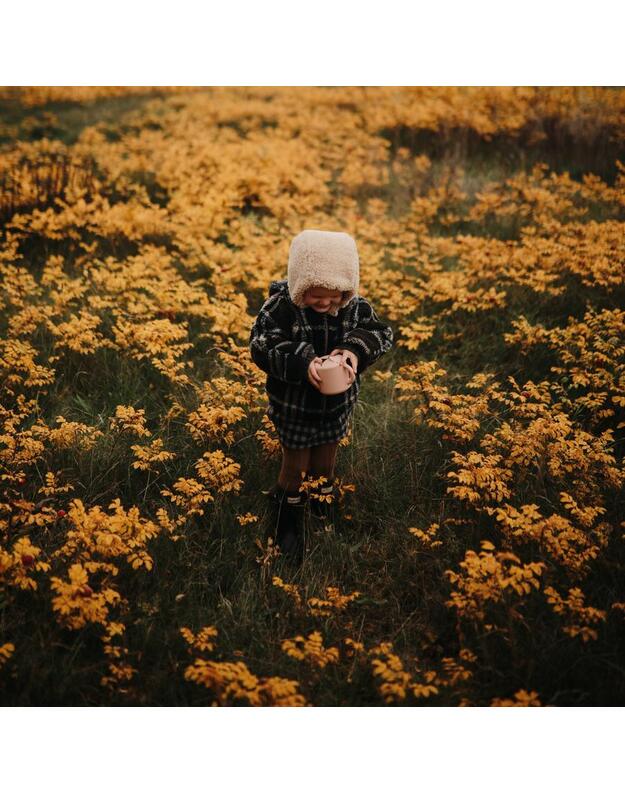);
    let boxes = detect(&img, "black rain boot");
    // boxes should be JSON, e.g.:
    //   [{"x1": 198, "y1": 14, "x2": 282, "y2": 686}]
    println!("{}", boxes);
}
[
  {"x1": 270, "y1": 486, "x2": 306, "y2": 562},
  {"x1": 309, "y1": 477, "x2": 337, "y2": 524},
  {"x1": 261, "y1": 483, "x2": 281, "y2": 500}
]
